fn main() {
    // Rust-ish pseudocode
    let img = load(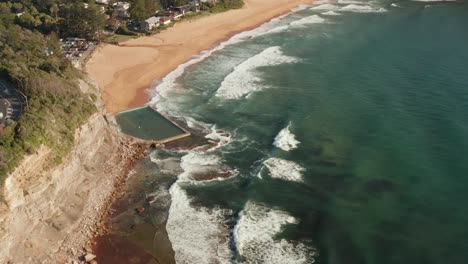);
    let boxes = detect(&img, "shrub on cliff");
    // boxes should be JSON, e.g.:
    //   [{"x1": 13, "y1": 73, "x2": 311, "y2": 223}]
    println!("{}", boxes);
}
[{"x1": 0, "y1": 15, "x2": 96, "y2": 184}]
